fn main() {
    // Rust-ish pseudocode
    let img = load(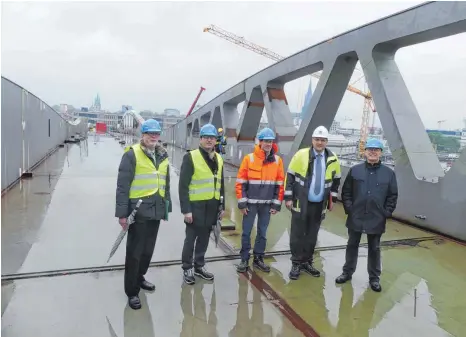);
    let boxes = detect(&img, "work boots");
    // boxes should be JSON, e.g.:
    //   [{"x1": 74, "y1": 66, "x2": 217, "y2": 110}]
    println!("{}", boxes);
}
[
  {"x1": 301, "y1": 262, "x2": 320, "y2": 277},
  {"x1": 183, "y1": 268, "x2": 195, "y2": 285},
  {"x1": 253, "y1": 256, "x2": 270, "y2": 273},
  {"x1": 236, "y1": 260, "x2": 249, "y2": 273},
  {"x1": 194, "y1": 266, "x2": 214, "y2": 281},
  {"x1": 289, "y1": 264, "x2": 301, "y2": 280}
]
